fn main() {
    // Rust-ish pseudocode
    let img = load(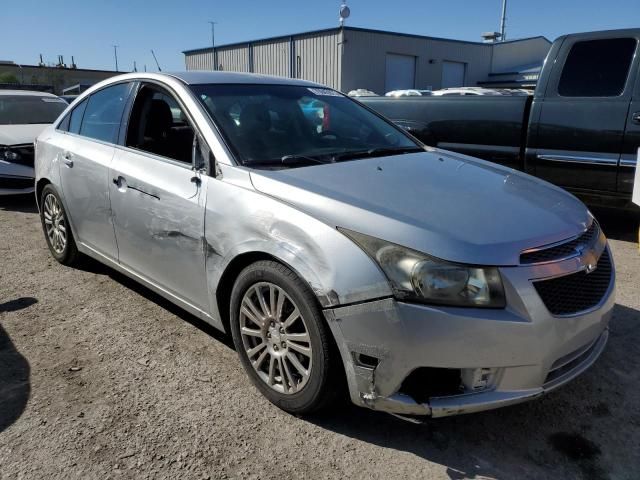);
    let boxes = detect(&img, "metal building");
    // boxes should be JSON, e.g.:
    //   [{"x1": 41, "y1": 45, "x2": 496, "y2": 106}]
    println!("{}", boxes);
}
[{"x1": 183, "y1": 27, "x2": 551, "y2": 93}]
